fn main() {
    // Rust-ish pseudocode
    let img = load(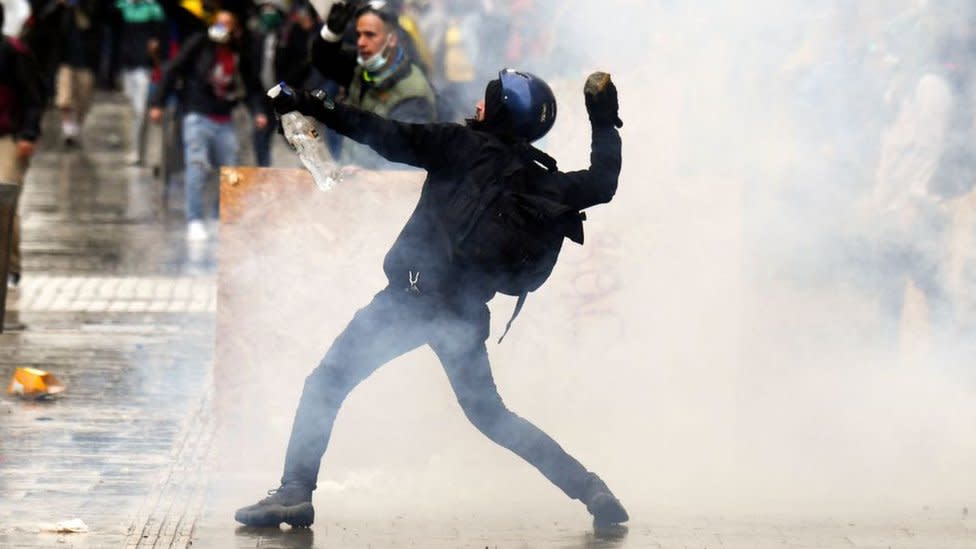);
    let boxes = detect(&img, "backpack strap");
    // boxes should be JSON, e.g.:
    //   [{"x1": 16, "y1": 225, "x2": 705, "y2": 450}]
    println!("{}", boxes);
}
[{"x1": 497, "y1": 292, "x2": 528, "y2": 344}]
